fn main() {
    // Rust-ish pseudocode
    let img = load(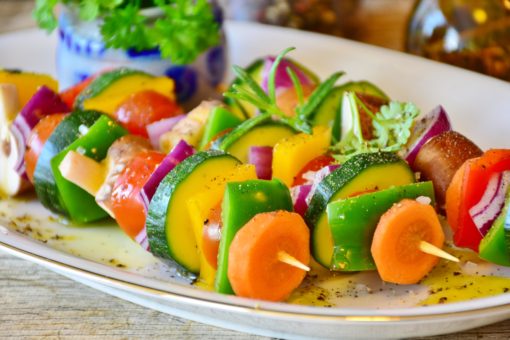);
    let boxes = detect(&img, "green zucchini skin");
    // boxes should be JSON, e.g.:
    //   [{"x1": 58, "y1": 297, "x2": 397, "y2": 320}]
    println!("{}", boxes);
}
[
  {"x1": 33, "y1": 110, "x2": 101, "y2": 215},
  {"x1": 146, "y1": 150, "x2": 240, "y2": 276},
  {"x1": 74, "y1": 68, "x2": 145, "y2": 109},
  {"x1": 305, "y1": 152, "x2": 408, "y2": 228},
  {"x1": 305, "y1": 151, "x2": 415, "y2": 267}
]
